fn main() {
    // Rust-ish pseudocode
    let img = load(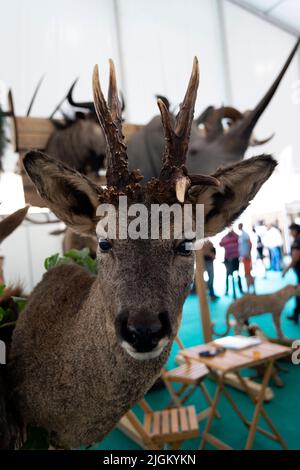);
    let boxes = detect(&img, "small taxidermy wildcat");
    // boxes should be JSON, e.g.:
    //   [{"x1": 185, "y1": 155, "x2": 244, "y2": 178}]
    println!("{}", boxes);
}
[{"x1": 214, "y1": 284, "x2": 300, "y2": 339}]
